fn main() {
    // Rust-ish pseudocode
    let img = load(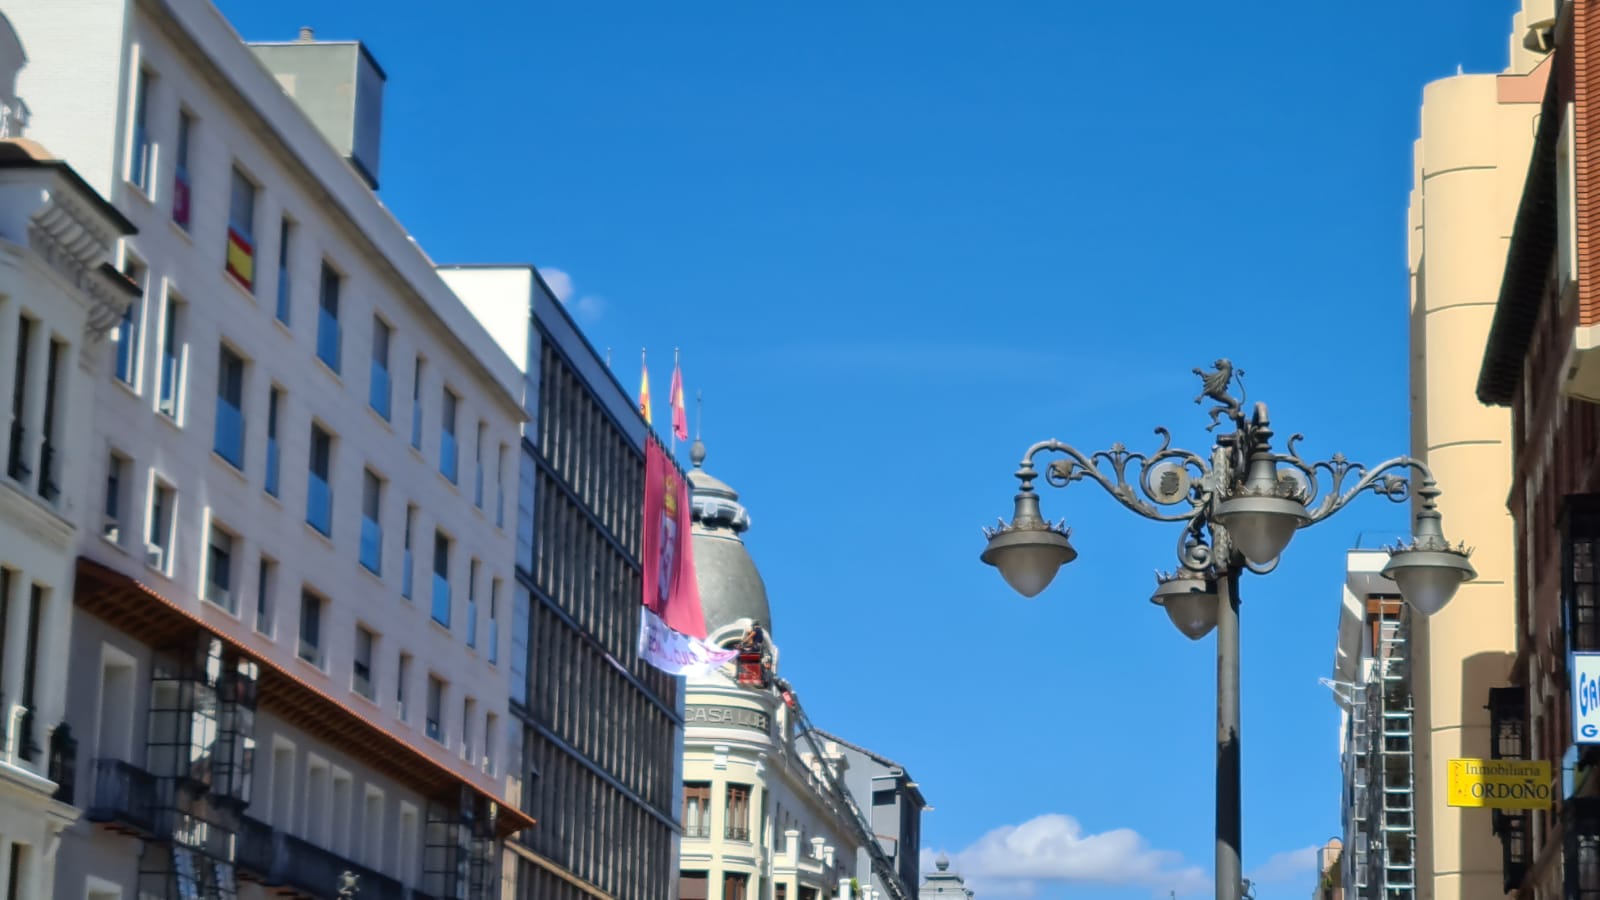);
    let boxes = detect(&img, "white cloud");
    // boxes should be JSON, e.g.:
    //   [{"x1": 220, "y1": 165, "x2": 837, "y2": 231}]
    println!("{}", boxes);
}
[
  {"x1": 922, "y1": 814, "x2": 1208, "y2": 897},
  {"x1": 539, "y1": 266, "x2": 603, "y2": 322},
  {"x1": 1248, "y1": 844, "x2": 1322, "y2": 885},
  {"x1": 540, "y1": 266, "x2": 574, "y2": 302}
]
